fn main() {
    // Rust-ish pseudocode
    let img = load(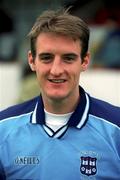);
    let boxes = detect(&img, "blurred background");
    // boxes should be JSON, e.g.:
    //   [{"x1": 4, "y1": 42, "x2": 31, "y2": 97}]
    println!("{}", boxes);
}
[{"x1": 0, "y1": 0, "x2": 120, "y2": 110}]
